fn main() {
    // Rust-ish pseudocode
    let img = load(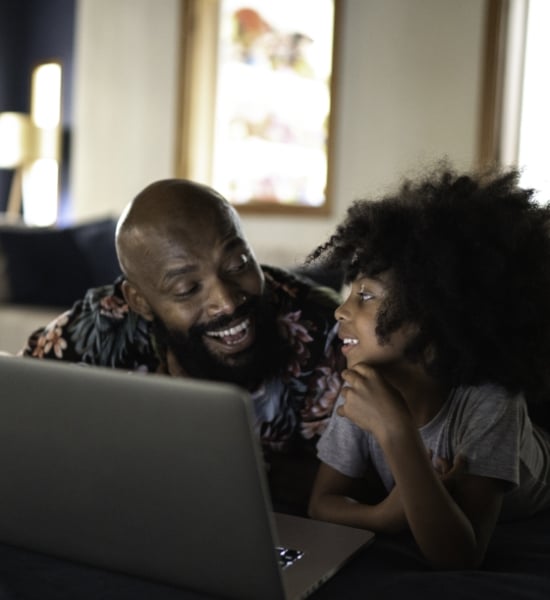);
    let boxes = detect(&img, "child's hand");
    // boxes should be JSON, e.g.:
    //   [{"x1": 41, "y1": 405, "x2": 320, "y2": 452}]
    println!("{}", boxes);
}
[
  {"x1": 428, "y1": 450, "x2": 468, "y2": 496},
  {"x1": 432, "y1": 453, "x2": 468, "y2": 497},
  {"x1": 337, "y1": 364, "x2": 411, "y2": 437}
]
